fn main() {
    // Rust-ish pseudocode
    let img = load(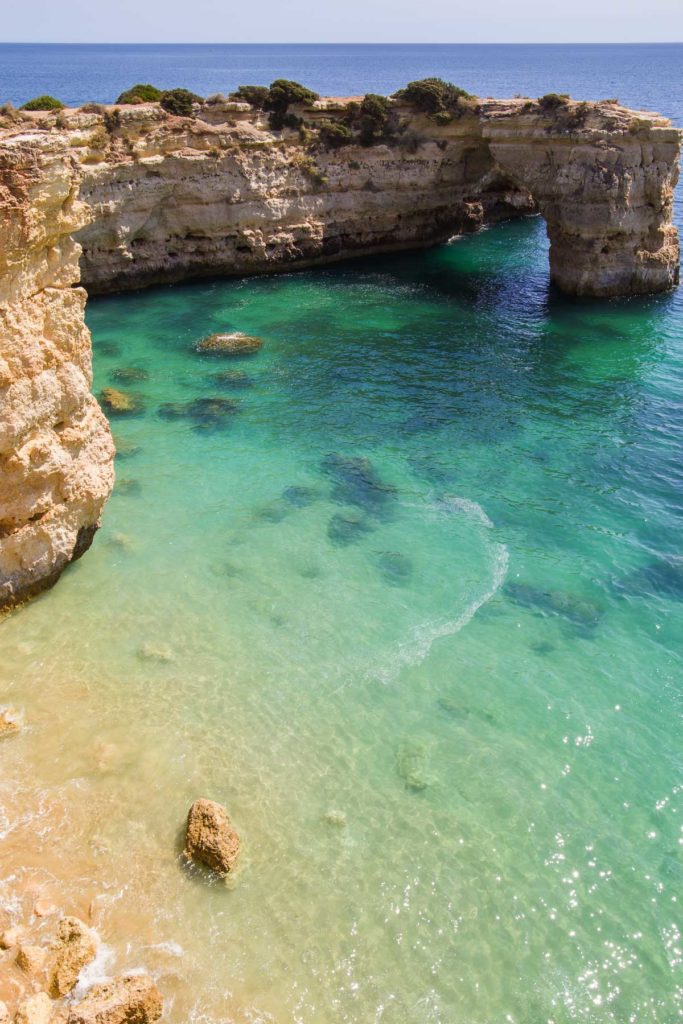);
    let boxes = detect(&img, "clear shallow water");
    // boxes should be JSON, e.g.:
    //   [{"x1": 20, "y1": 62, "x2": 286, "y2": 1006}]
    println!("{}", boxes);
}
[{"x1": 2, "y1": 217, "x2": 683, "y2": 1023}]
